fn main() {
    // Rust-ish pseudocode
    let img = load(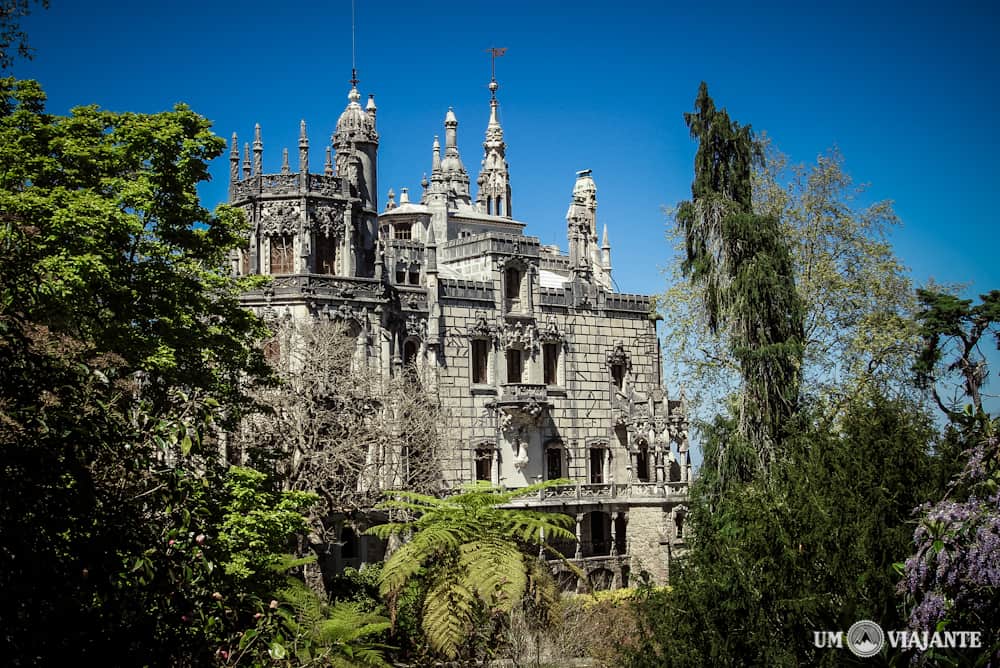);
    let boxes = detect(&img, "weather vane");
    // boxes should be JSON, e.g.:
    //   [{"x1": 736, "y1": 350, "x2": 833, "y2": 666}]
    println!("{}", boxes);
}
[{"x1": 486, "y1": 47, "x2": 507, "y2": 99}]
